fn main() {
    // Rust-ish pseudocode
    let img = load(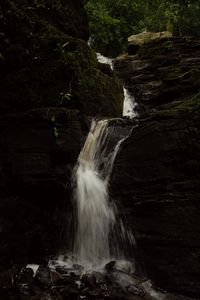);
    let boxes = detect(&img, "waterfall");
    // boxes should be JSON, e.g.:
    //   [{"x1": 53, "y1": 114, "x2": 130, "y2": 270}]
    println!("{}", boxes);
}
[
  {"x1": 123, "y1": 87, "x2": 138, "y2": 118},
  {"x1": 73, "y1": 119, "x2": 135, "y2": 268},
  {"x1": 96, "y1": 52, "x2": 113, "y2": 70},
  {"x1": 96, "y1": 52, "x2": 137, "y2": 118},
  {"x1": 72, "y1": 53, "x2": 137, "y2": 269},
  {"x1": 74, "y1": 120, "x2": 115, "y2": 266}
]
